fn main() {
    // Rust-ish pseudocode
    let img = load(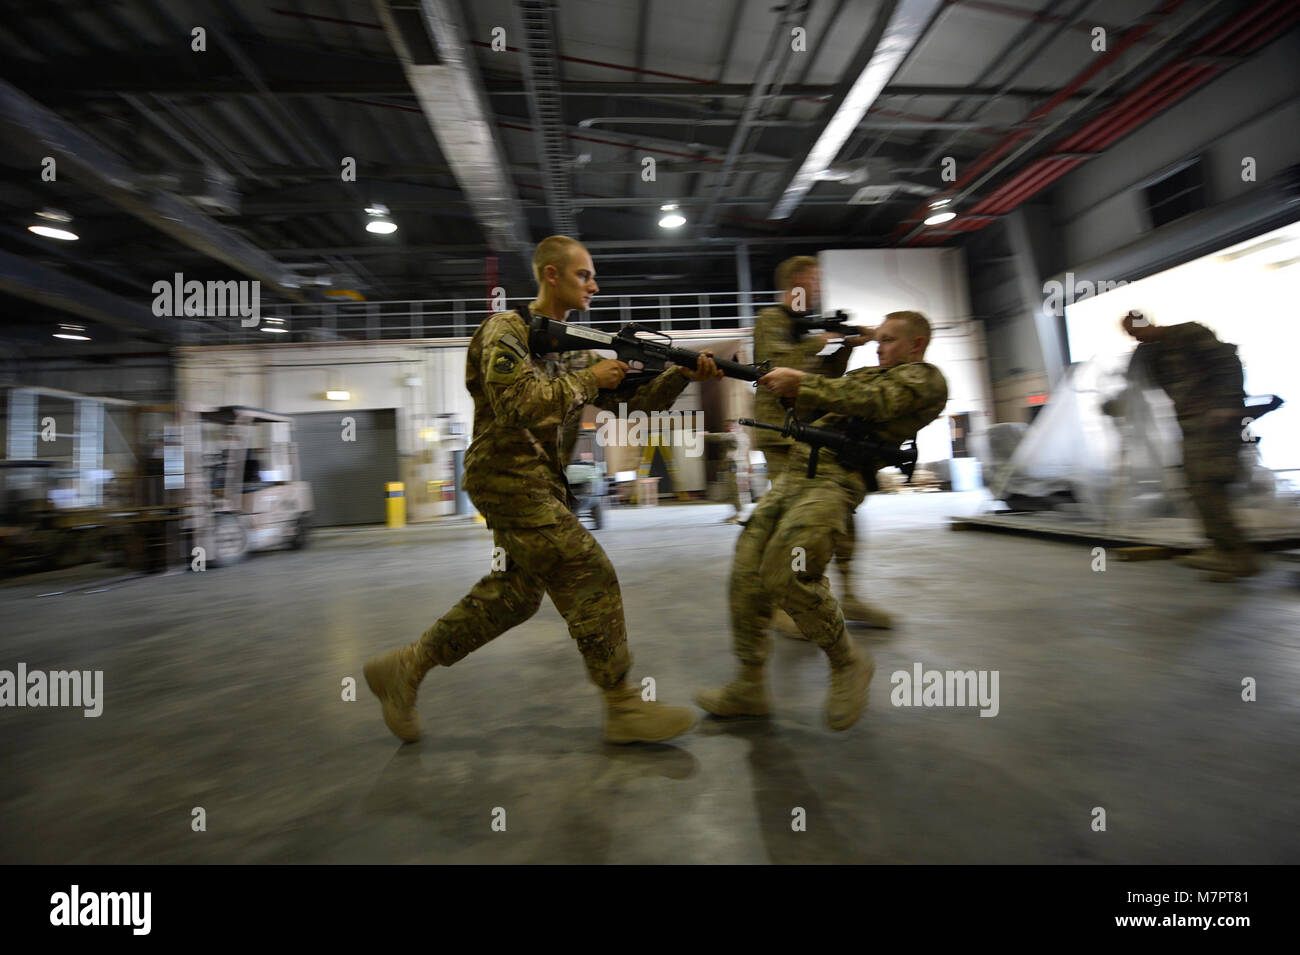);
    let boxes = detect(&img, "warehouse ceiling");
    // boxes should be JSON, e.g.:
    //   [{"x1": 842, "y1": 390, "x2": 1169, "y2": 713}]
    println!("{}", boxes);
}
[{"x1": 0, "y1": 0, "x2": 1296, "y2": 350}]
